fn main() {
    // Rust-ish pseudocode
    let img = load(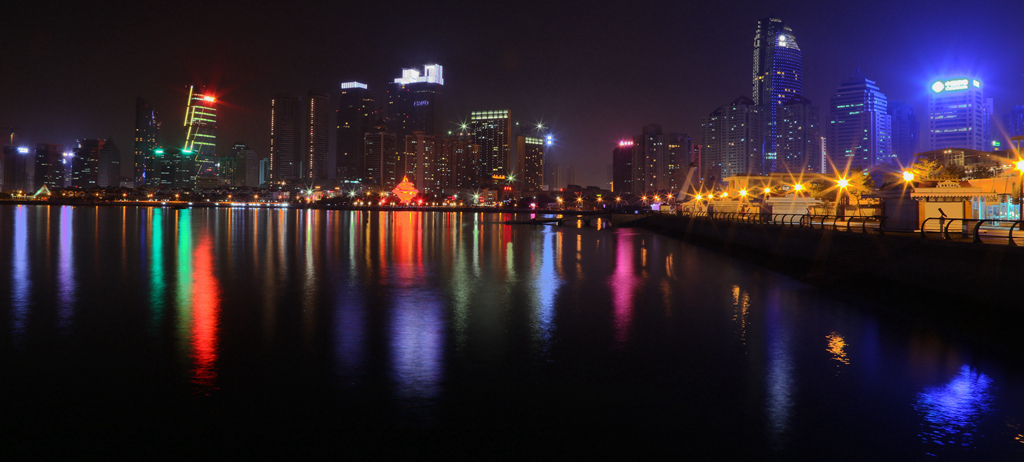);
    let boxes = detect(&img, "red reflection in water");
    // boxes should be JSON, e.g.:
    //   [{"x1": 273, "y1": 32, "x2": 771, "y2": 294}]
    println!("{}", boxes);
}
[
  {"x1": 609, "y1": 233, "x2": 640, "y2": 344},
  {"x1": 191, "y1": 235, "x2": 220, "y2": 392},
  {"x1": 389, "y1": 212, "x2": 423, "y2": 285}
]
